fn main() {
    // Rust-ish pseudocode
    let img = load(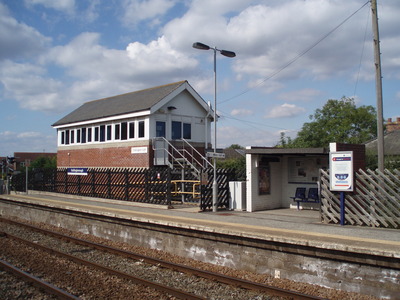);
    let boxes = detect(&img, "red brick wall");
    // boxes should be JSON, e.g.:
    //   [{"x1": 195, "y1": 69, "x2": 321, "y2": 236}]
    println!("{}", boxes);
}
[
  {"x1": 57, "y1": 143, "x2": 207, "y2": 169},
  {"x1": 57, "y1": 145, "x2": 153, "y2": 168}
]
